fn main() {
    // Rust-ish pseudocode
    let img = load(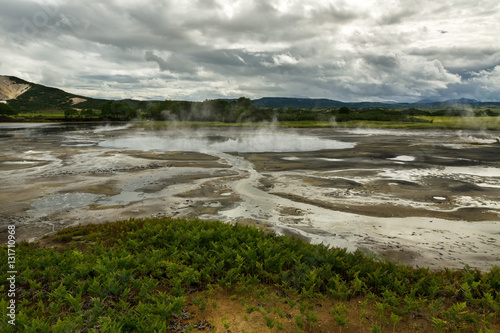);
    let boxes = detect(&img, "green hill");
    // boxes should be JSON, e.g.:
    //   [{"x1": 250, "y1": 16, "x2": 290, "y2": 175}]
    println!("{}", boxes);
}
[
  {"x1": 3, "y1": 76, "x2": 92, "y2": 112},
  {"x1": 0, "y1": 76, "x2": 149, "y2": 121}
]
